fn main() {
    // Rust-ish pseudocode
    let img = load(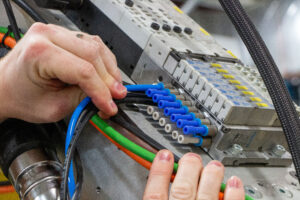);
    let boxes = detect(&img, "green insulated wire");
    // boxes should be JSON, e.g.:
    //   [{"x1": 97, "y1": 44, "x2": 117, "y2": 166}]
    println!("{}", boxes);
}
[
  {"x1": 0, "y1": 26, "x2": 24, "y2": 38},
  {"x1": 91, "y1": 115, "x2": 179, "y2": 171},
  {"x1": 91, "y1": 115, "x2": 254, "y2": 200}
]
